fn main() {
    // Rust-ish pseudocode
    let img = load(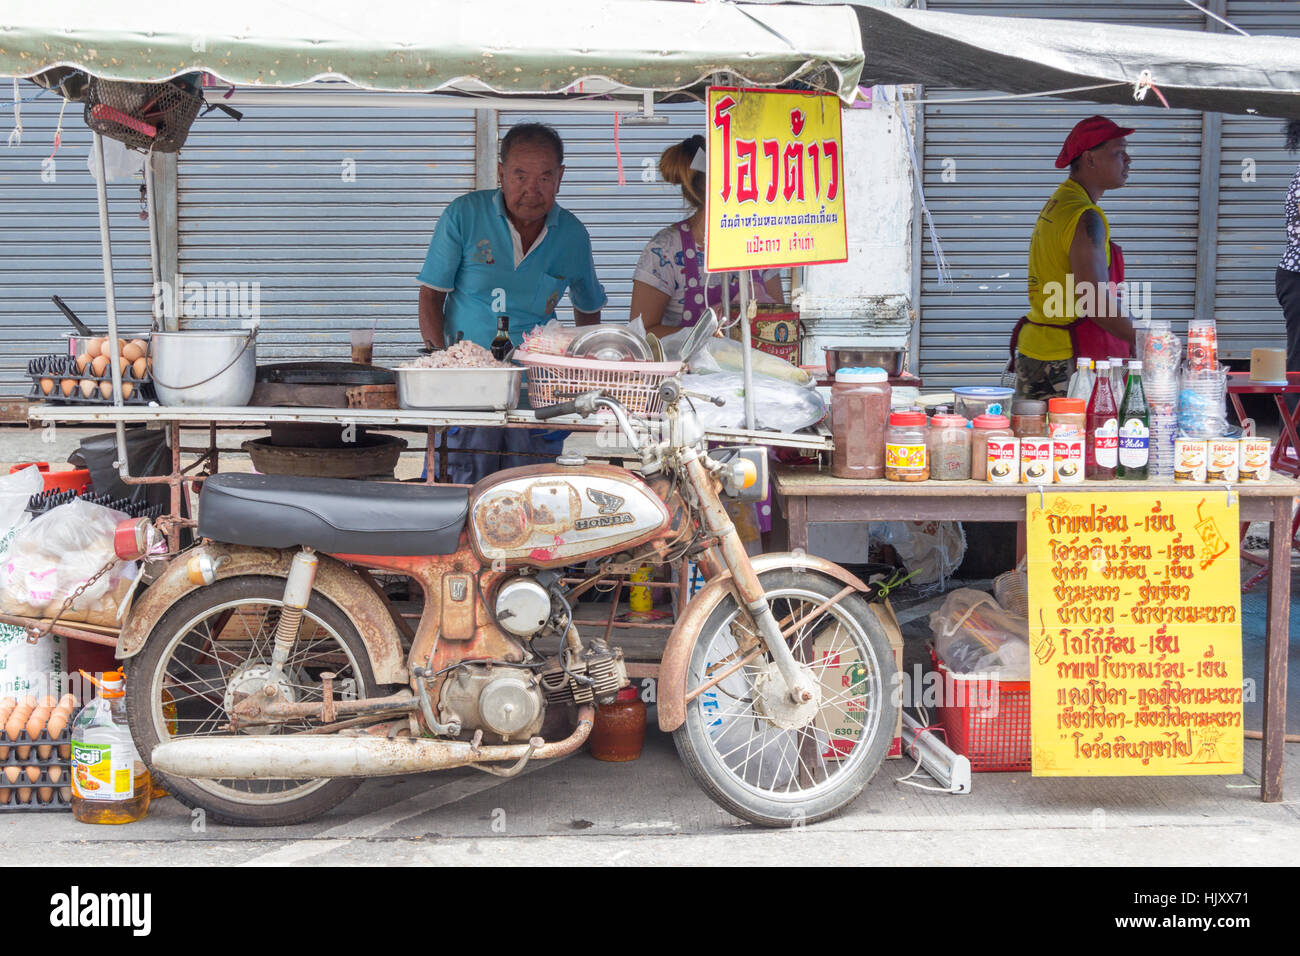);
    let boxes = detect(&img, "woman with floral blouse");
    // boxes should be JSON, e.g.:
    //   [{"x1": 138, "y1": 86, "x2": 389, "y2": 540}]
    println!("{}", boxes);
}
[{"x1": 1276, "y1": 120, "x2": 1300, "y2": 380}]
